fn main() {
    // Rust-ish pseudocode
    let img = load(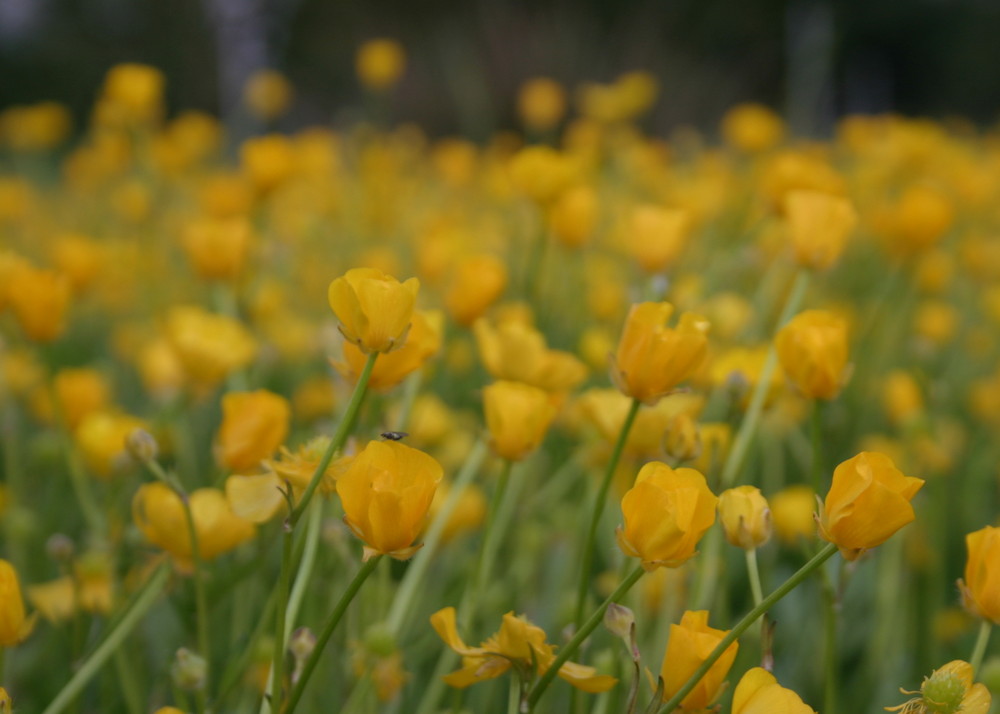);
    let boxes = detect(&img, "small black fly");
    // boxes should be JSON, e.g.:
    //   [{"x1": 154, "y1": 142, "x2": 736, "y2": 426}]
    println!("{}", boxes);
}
[{"x1": 380, "y1": 431, "x2": 409, "y2": 441}]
